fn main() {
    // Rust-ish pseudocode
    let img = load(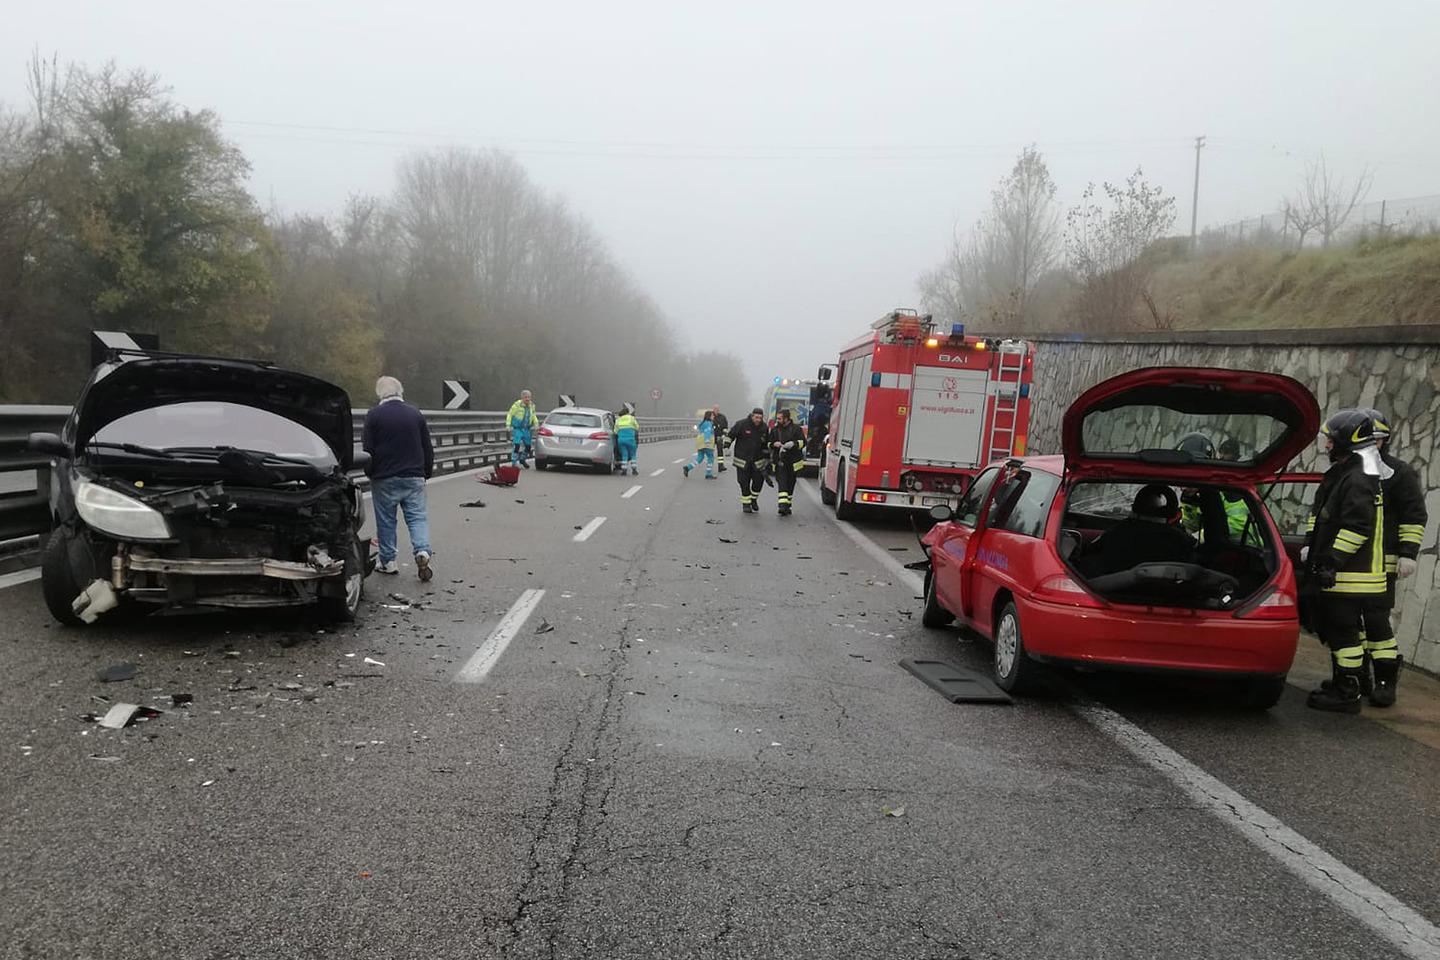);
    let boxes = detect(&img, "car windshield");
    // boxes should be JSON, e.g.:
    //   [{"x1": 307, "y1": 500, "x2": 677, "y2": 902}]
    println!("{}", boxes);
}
[
  {"x1": 1080, "y1": 406, "x2": 1290, "y2": 468},
  {"x1": 545, "y1": 412, "x2": 603, "y2": 429},
  {"x1": 91, "y1": 401, "x2": 337, "y2": 466}
]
